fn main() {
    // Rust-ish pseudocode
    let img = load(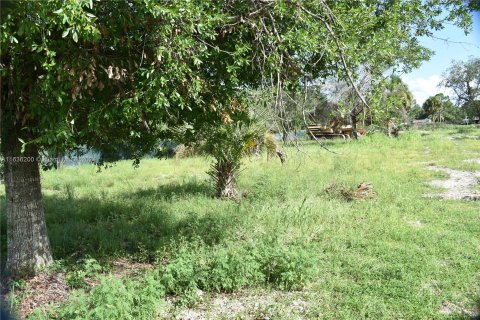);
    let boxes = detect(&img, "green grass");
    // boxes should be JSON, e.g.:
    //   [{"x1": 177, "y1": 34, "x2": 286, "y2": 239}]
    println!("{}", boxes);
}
[{"x1": 1, "y1": 125, "x2": 480, "y2": 319}]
